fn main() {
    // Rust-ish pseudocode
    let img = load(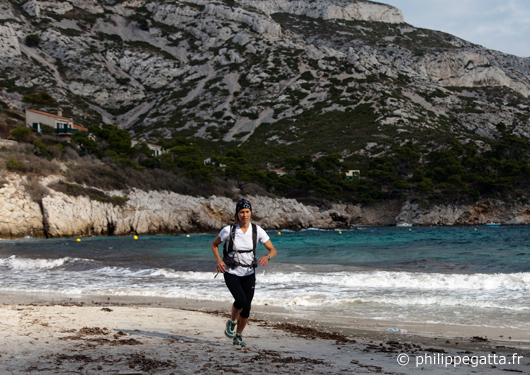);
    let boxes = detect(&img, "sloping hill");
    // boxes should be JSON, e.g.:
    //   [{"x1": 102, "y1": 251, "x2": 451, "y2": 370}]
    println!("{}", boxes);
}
[{"x1": 1, "y1": 0, "x2": 530, "y2": 204}]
